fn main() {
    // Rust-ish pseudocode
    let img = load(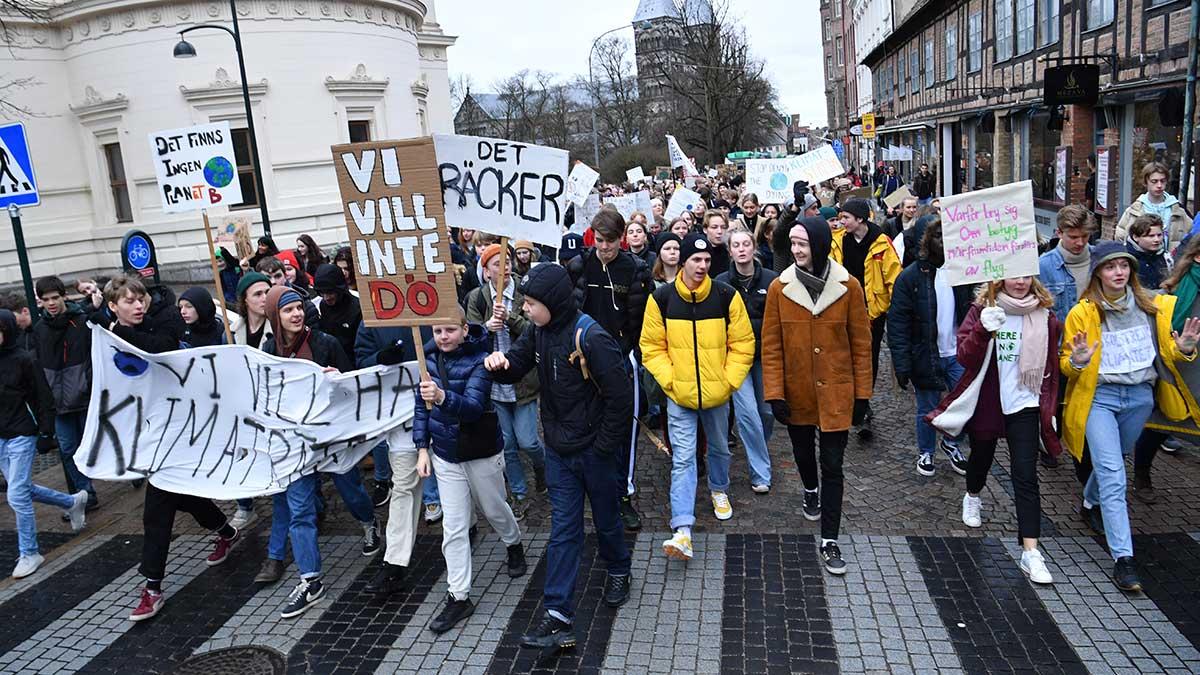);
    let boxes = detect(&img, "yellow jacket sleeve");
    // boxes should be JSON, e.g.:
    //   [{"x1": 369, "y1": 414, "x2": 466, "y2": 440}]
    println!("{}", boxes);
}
[
  {"x1": 723, "y1": 291, "x2": 756, "y2": 391},
  {"x1": 639, "y1": 296, "x2": 674, "y2": 395},
  {"x1": 1059, "y1": 303, "x2": 1090, "y2": 379}
]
